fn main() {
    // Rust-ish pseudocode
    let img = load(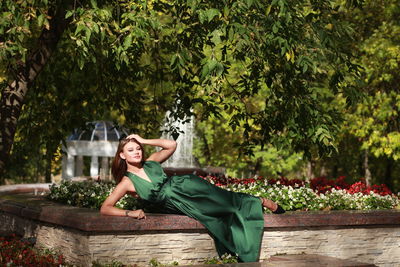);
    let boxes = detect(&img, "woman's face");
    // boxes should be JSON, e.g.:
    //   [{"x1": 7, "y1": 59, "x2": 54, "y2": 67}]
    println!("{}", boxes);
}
[{"x1": 120, "y1": 140, "x2": 143, "y2": 164}]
